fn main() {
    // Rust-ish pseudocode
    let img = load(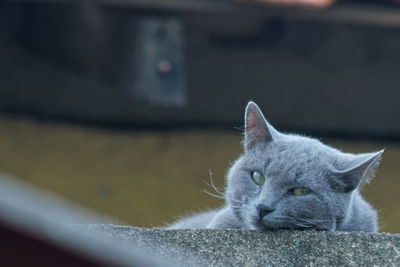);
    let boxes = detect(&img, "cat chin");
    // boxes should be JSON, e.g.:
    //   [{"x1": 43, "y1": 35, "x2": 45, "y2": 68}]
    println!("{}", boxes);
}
[
  {"x1": 250, "y1": 221, "x2": 291, "y2": 231},
  {"x1": 249, "y1": 217, "x2": 284, "y2": 231},
  {"x1": 249, "y1": 217, "x2": 321, "y2": 231},
  {"x1": 252, "y1": 223, "x2": 316, "y2": 231}
]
